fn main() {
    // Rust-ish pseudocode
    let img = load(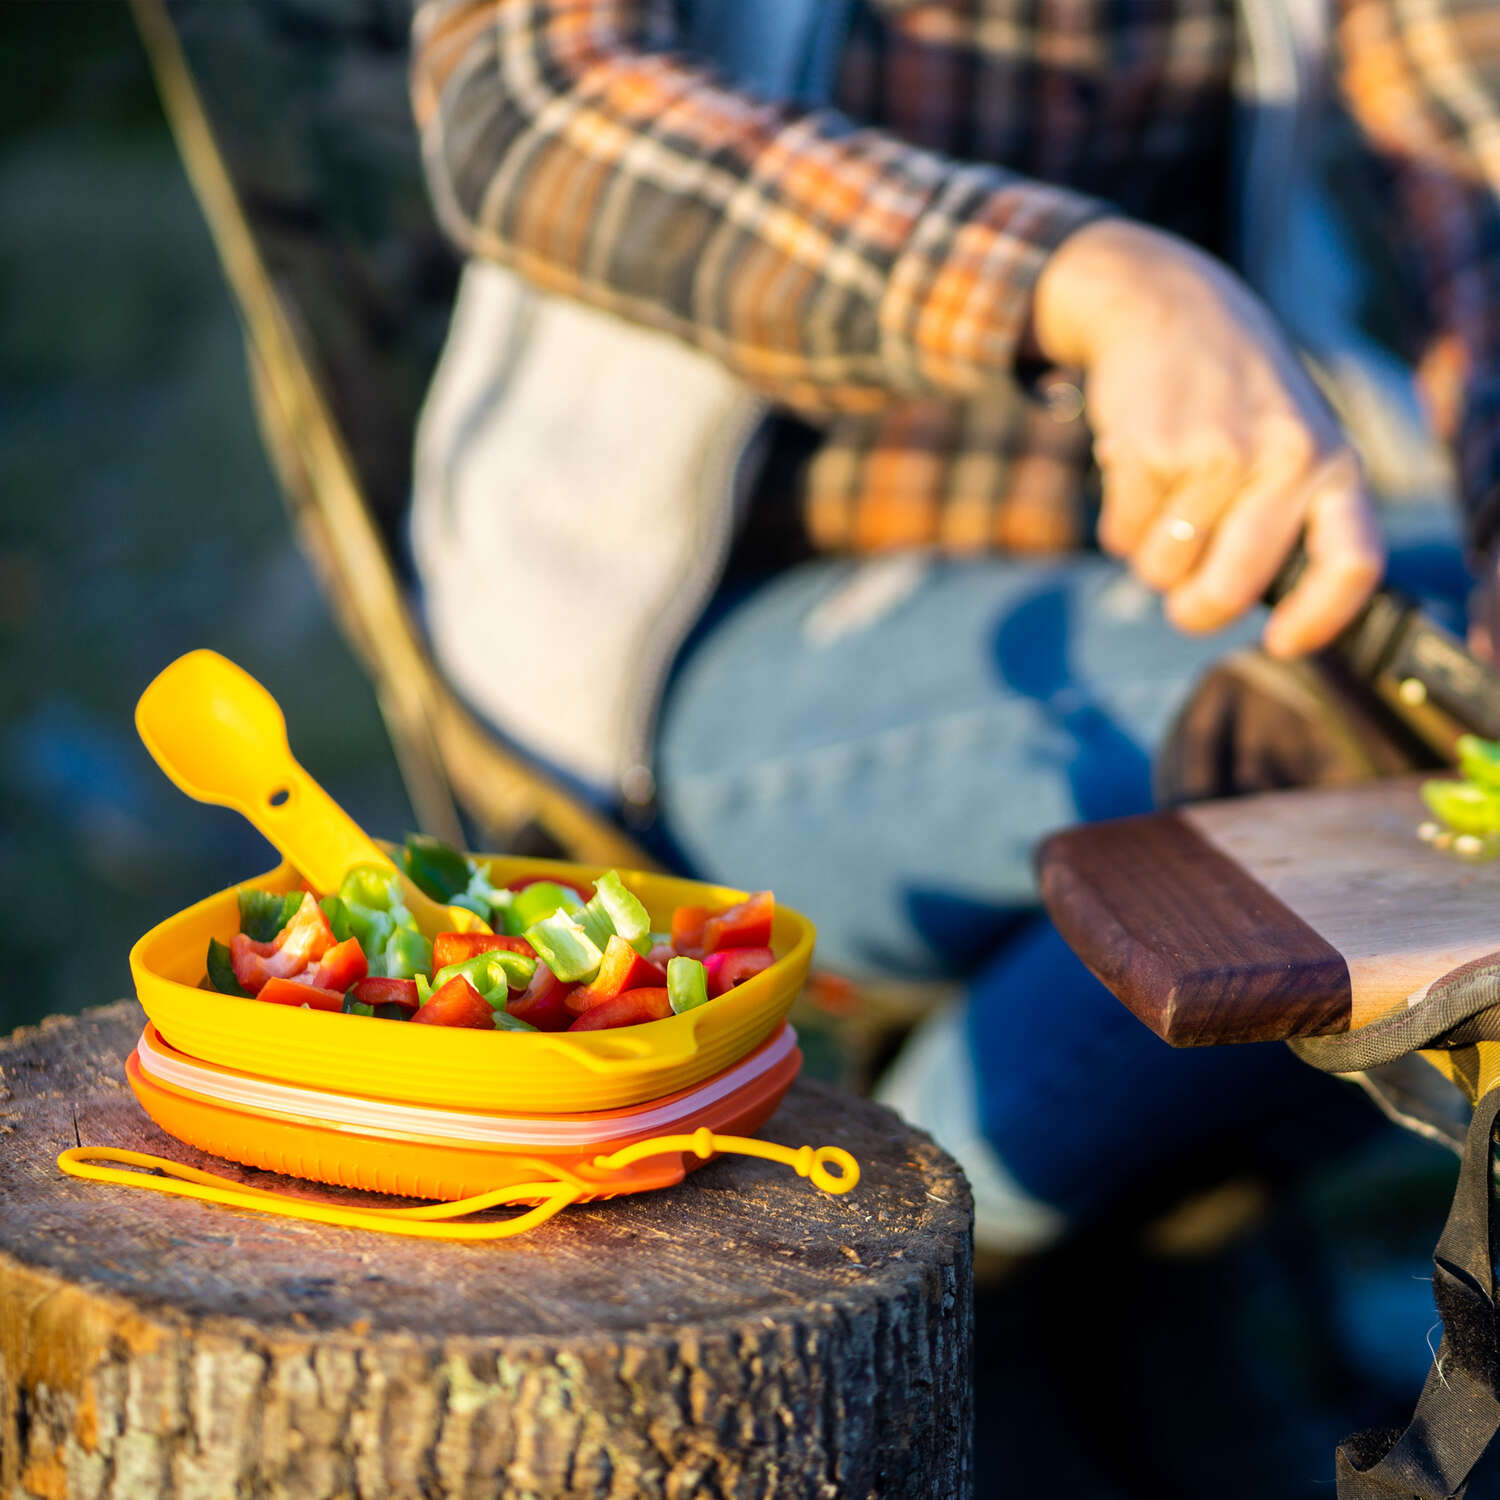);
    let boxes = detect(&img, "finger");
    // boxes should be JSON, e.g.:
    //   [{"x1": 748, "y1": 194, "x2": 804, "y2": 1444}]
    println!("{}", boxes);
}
[
  {"x1": 1470, "y1": 619, "x2": 1494, "y2": 666},
  {"x1": 1129, "y1": 452, "x2": 1242, "y2": 592},
  {"x1": 1096, "y1": 449, "x2": 1165, "y2": 558},
  {"x1": 1261, "y1": 459, "x2": 1383, "y2": 656},
  {"x1": 1163, "y1": 450, "x2": 1314, "y2": 635}
]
